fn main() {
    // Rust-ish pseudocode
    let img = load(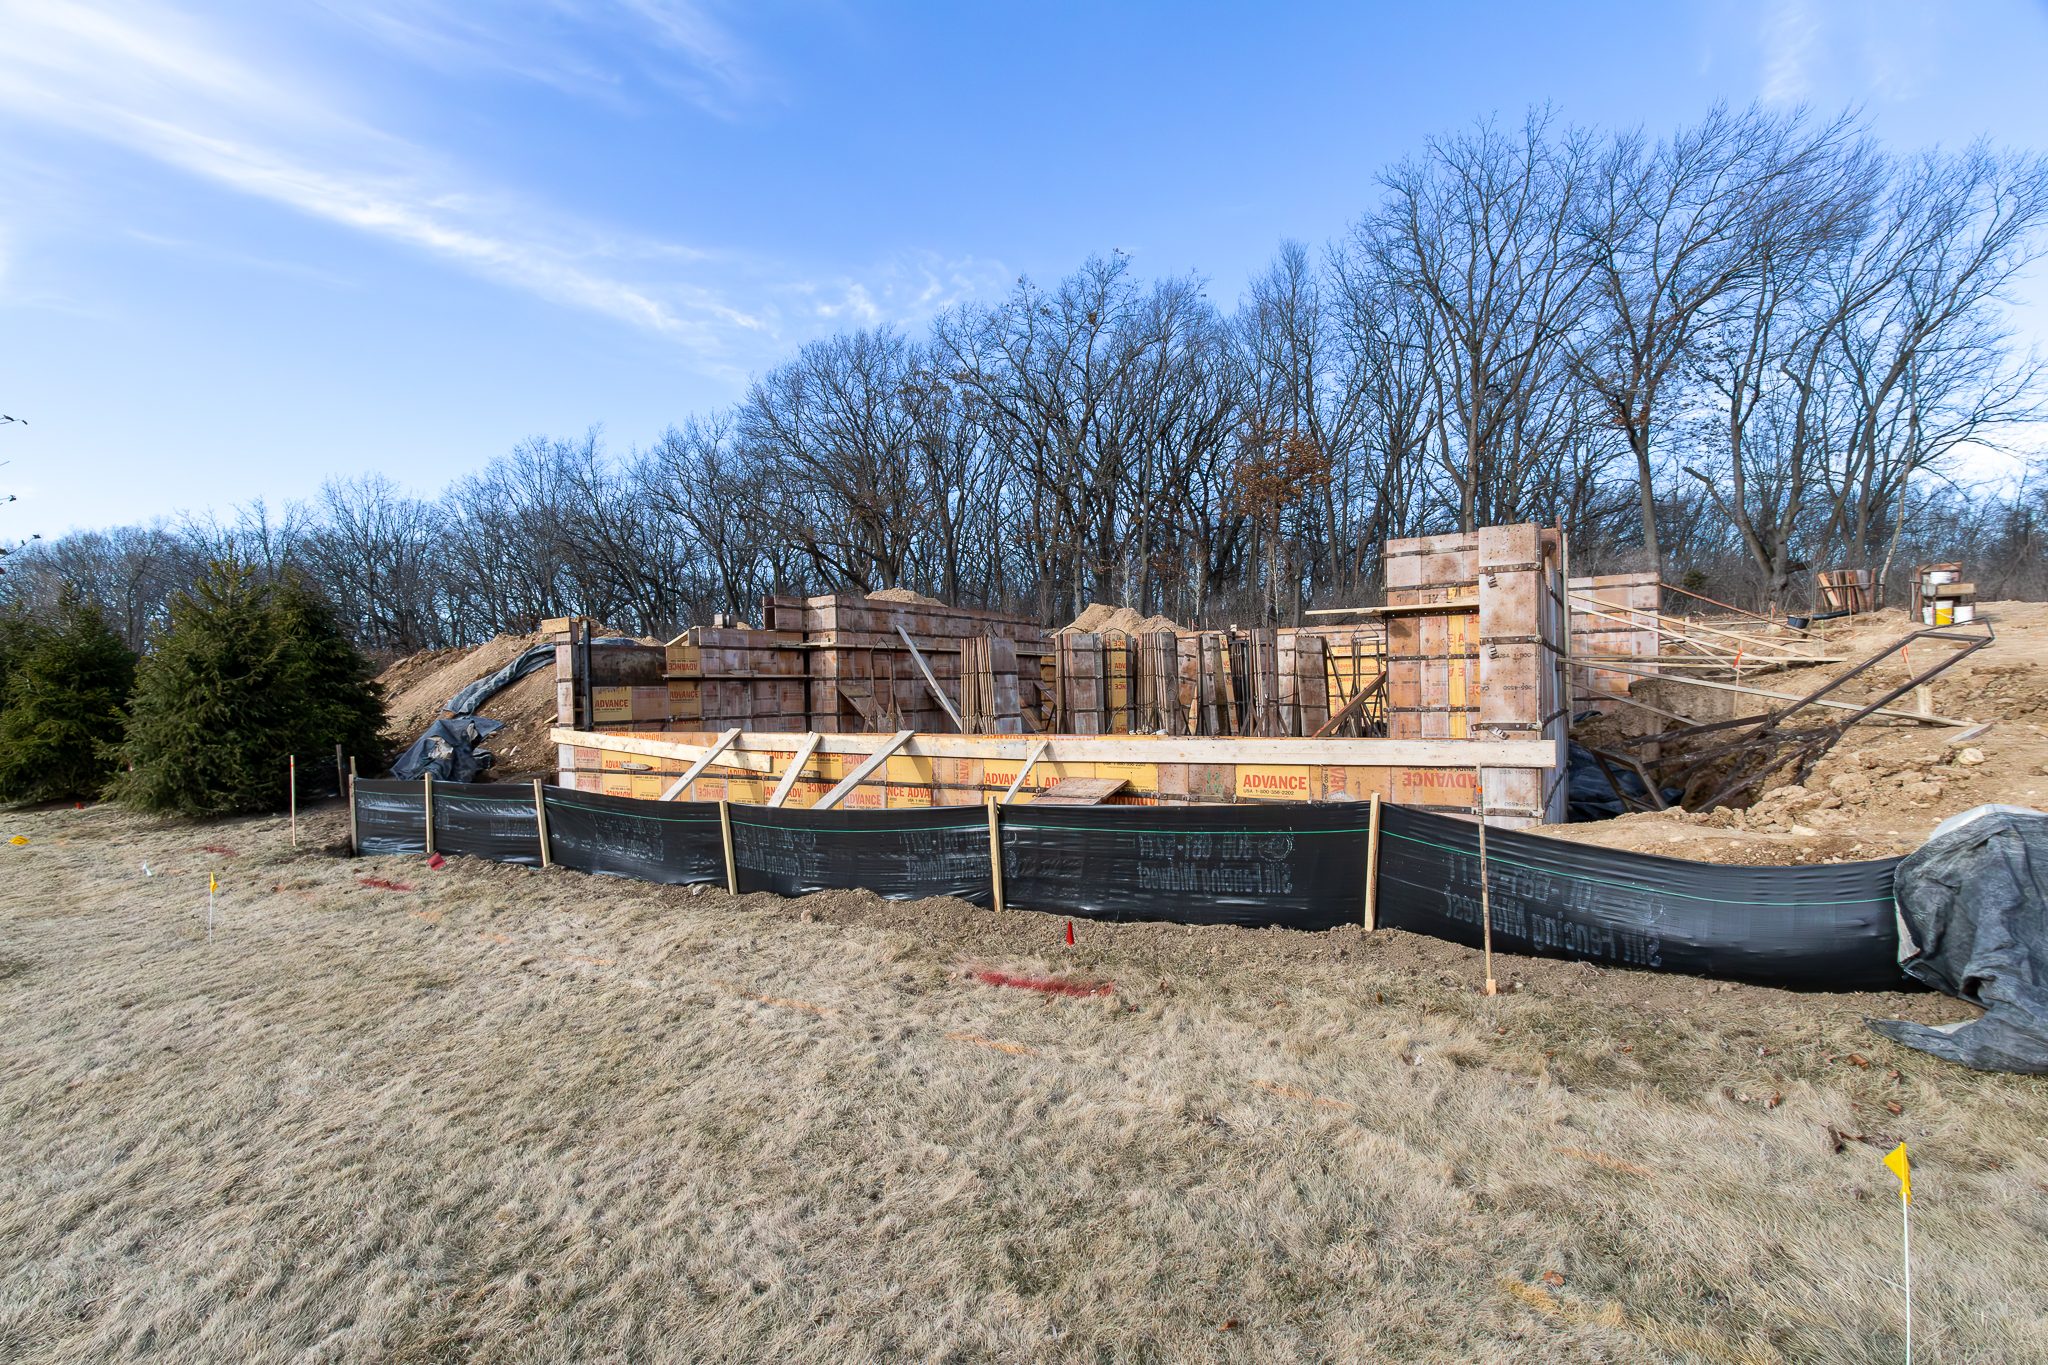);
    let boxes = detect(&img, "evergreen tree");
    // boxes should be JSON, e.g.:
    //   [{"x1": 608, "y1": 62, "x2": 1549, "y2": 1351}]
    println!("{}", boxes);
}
[
  {"x1": 107, "y1": 564, "x2": 385, "y2": 815},
  {"x1": 0, "y1": 597, "x2": 137, "y2": 803}
]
